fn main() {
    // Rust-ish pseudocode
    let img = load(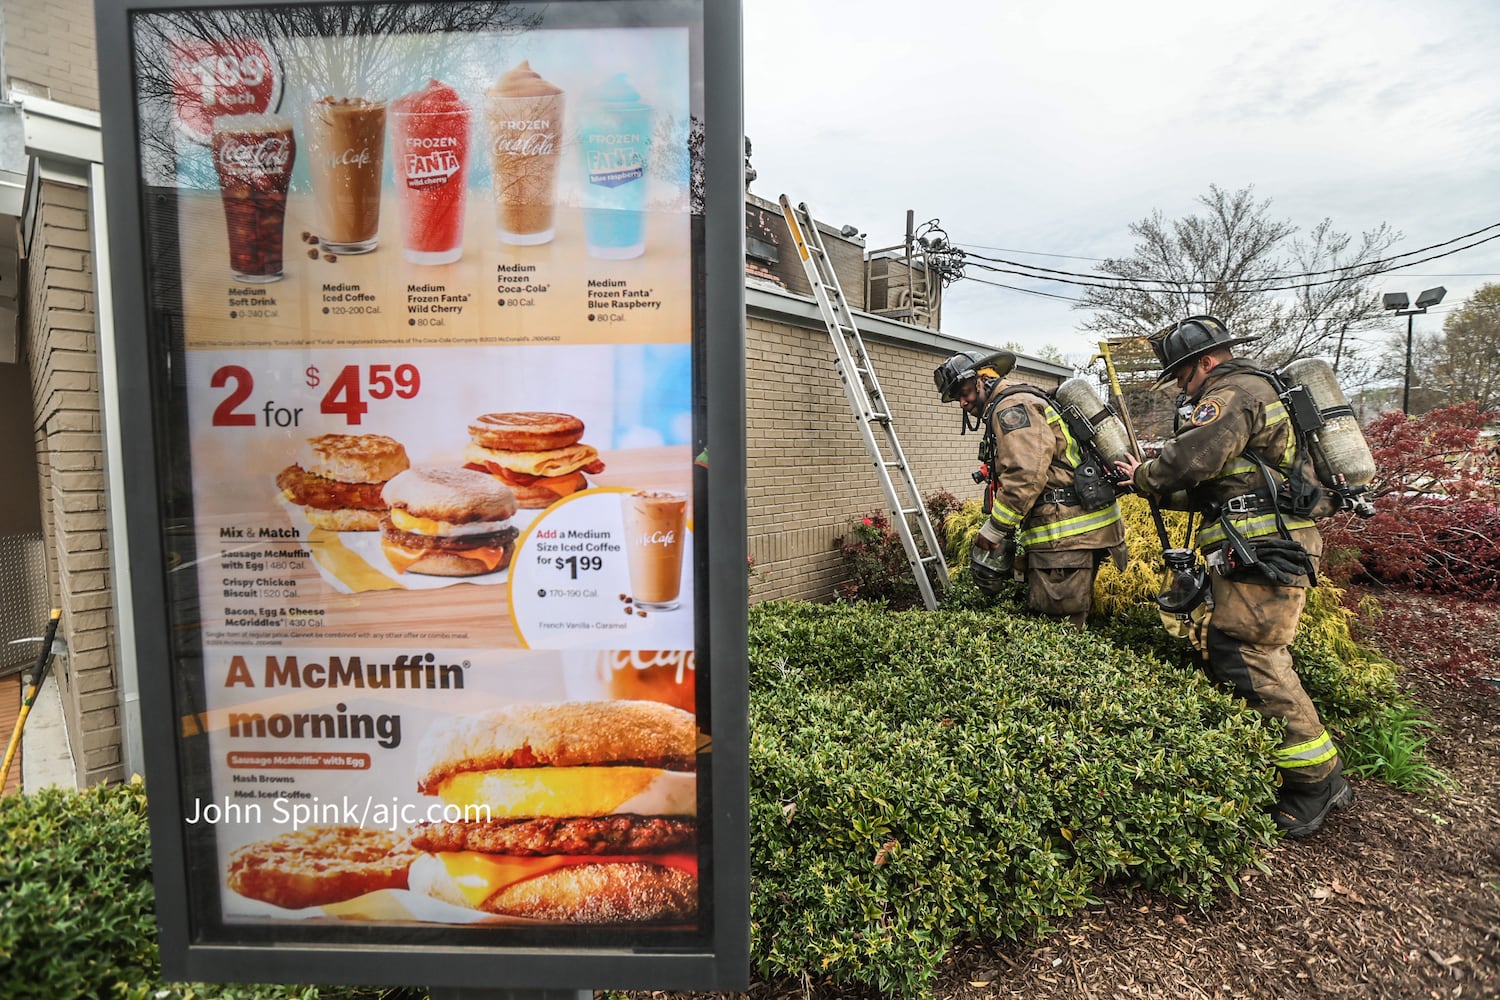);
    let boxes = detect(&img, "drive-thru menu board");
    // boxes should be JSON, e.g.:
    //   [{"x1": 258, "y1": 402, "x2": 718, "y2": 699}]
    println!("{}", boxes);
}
[{"x1": 99, "y1": 0, "x2": 745, "y2": 989}]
